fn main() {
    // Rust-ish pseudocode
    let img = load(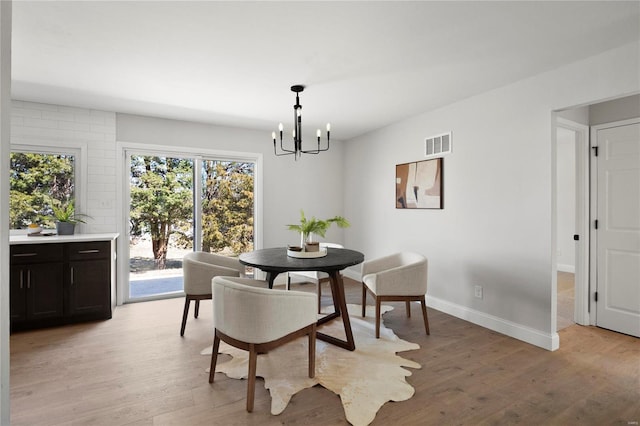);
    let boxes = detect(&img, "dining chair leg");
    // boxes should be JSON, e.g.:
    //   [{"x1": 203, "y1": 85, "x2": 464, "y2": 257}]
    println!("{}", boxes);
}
[
  {"x1": 247, "y1": 344, "x2": 258, "y2": 412},
  {"x1": 362, "y1": 284, "x2": 367, "y2": 317},
  {"x1": 194, "y1": 299, "x2": 200, "y2": 318},
  {"x1": 375, "y1": 297, "x2": 382, "y2": 338},
  {"x1": 308, "y1": 325, "x2": 316, "y2": 378},
  {"x1": 420, "y1": 296, "x2": 430, "y2": 335},
  {"x1": 209, "y1": 333, "x2": 221, "y2": 383},
  {"x1": 317, "y1": 281, "x2": 322, "y2": 313},
  {"x1": 406, "y1": 300, "x2": 411, "y2": 318},
  {"x1": 180, "y1": 298, "x2": 190, "y2": 336}
]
